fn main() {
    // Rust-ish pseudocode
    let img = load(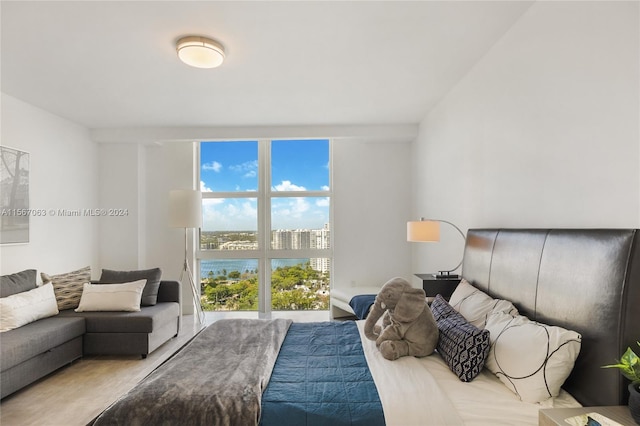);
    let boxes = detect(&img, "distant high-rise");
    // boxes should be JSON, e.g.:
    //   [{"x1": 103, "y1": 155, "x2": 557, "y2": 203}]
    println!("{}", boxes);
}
[{"x1": 271, "y1": 225, "x2": 330, "y2": 251}]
